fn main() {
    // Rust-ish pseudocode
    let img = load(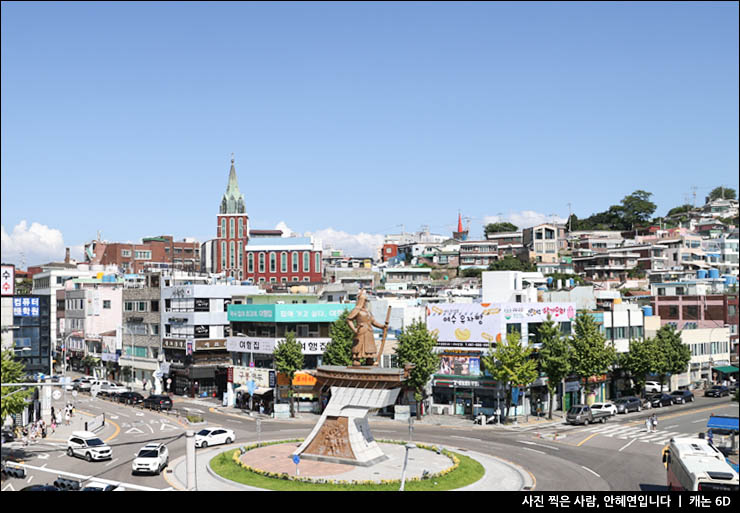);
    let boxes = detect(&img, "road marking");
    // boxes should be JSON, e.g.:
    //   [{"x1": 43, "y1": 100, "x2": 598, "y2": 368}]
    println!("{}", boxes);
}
[
  {"x1": 522, "y1": 447, "x2": 546, "y2": 455},
  {"x1": 27, "y1": 475, "x2": 34, "y2": 484},
  {"x1": 692, "y1": 419, "x2": 707, "y2": 424},
  {"x1": 226, "y1": 419, "x2": 241, "y2": 424},
  {"x1": 2, "y1": 483, "x2": 14, "y2": 491},
  {"x1": 581, "y1": 465, "x2": 601, "y2": 478},
  {"x1": 160, "y1": 423, "x2": 179, "y2": 432},
  {"x1": 125, "y1": 427, "x2": 145, "y2": 435},
  {"x1": 664, "y1": 425, "x2": 679, "y2": 430},
  {"x1": 105, "y1": 458, "x2": 119, "y2": 467},
  {"x1": 619, "y1": 439, "x2": 636, "y2": 452},
  {"x1": 576, "y1": 433, "x2": 598, "y2": 447},
  {"x1": 519, "y1": 440, "x2": 559, "y2": 451}
]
